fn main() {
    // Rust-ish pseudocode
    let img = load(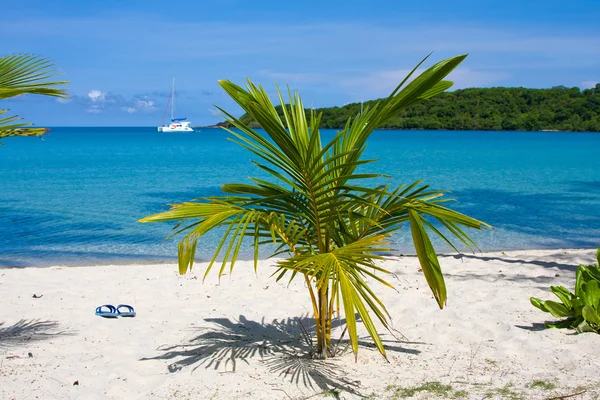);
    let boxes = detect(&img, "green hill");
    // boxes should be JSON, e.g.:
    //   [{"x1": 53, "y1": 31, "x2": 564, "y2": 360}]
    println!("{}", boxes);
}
[{"x1": 233, "y1": 85, "x2": 600, "y2": 132}]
